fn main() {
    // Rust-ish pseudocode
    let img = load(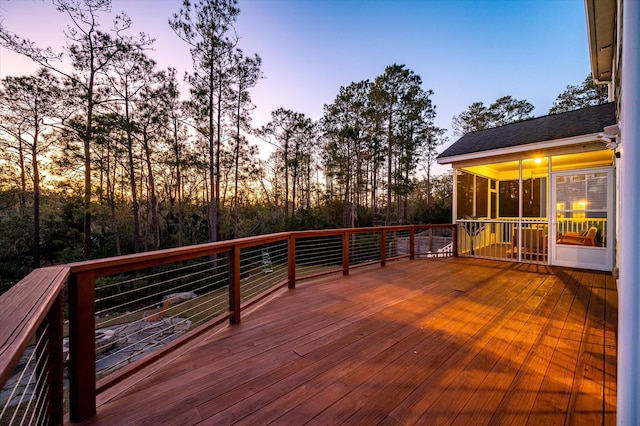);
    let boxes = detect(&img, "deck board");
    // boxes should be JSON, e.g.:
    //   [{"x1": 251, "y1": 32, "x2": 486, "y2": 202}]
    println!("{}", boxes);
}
[{"x1": 79, "y1": 257, "x2": 617, "y2": 426}]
